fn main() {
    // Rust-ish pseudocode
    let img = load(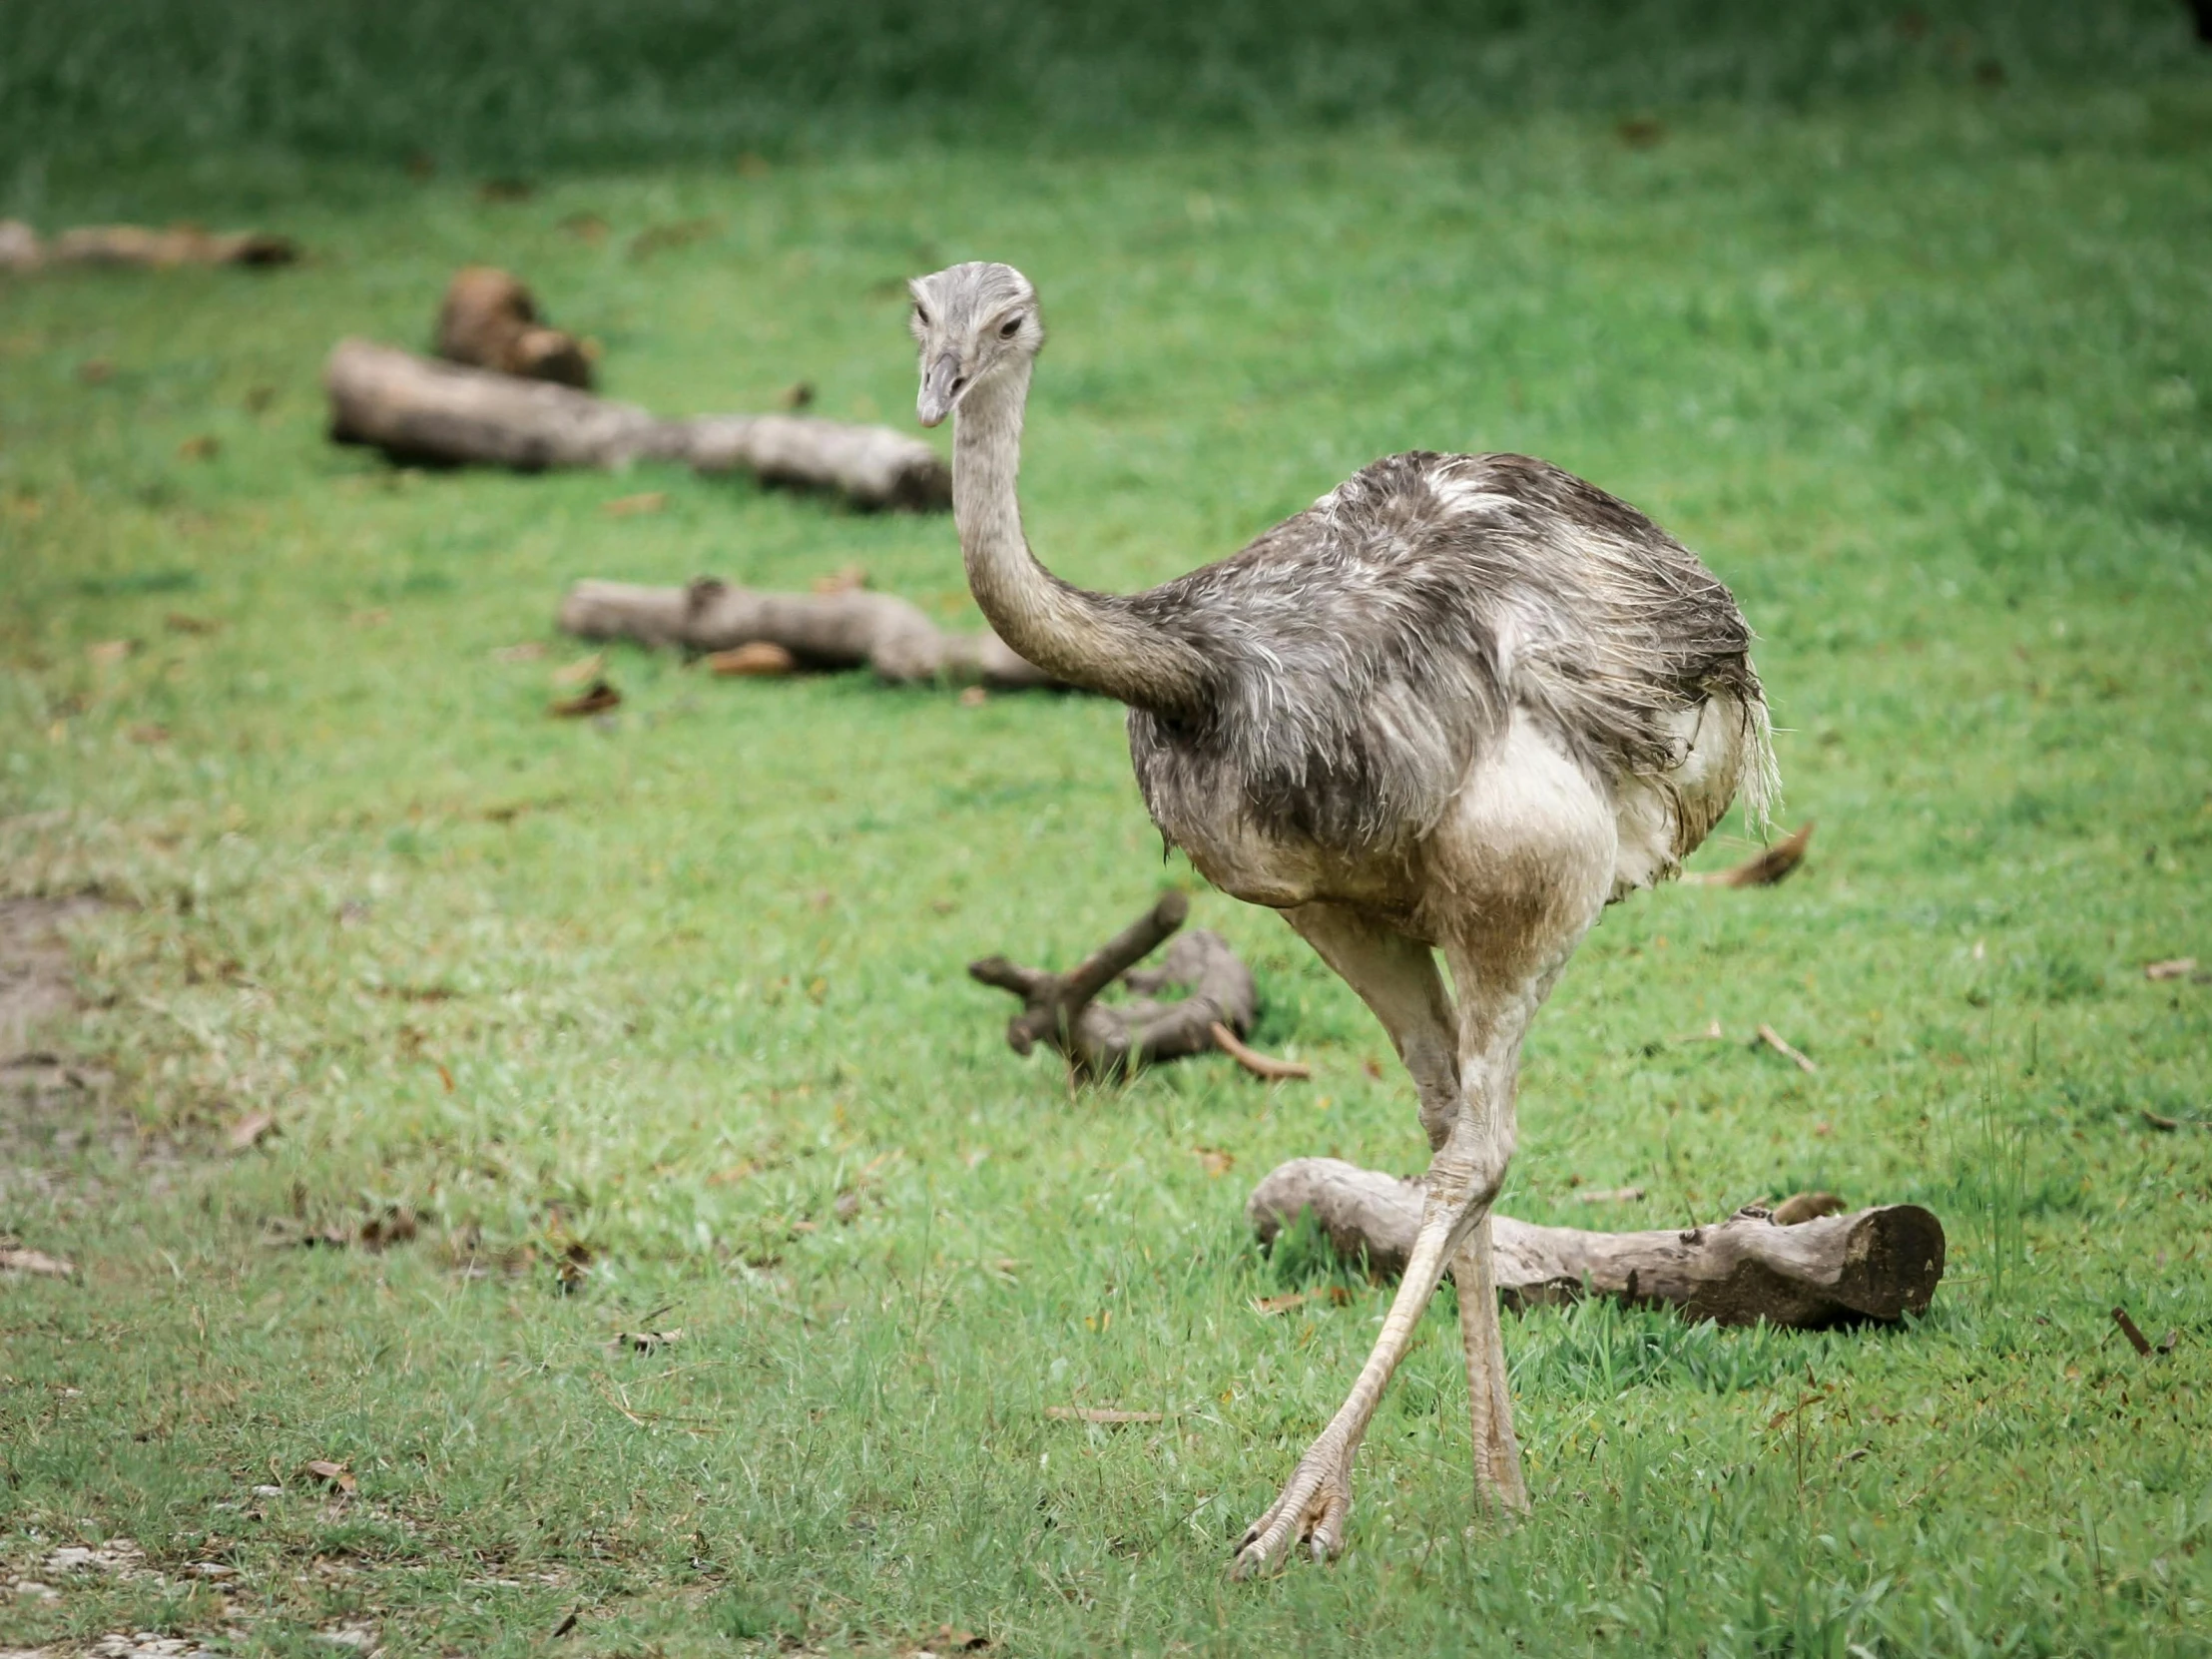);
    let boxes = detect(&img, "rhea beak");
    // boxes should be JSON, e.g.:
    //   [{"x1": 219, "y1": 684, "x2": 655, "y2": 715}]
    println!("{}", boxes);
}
[{"x1": 916, "y1": 350, "x2": 966, "y2": 427}]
